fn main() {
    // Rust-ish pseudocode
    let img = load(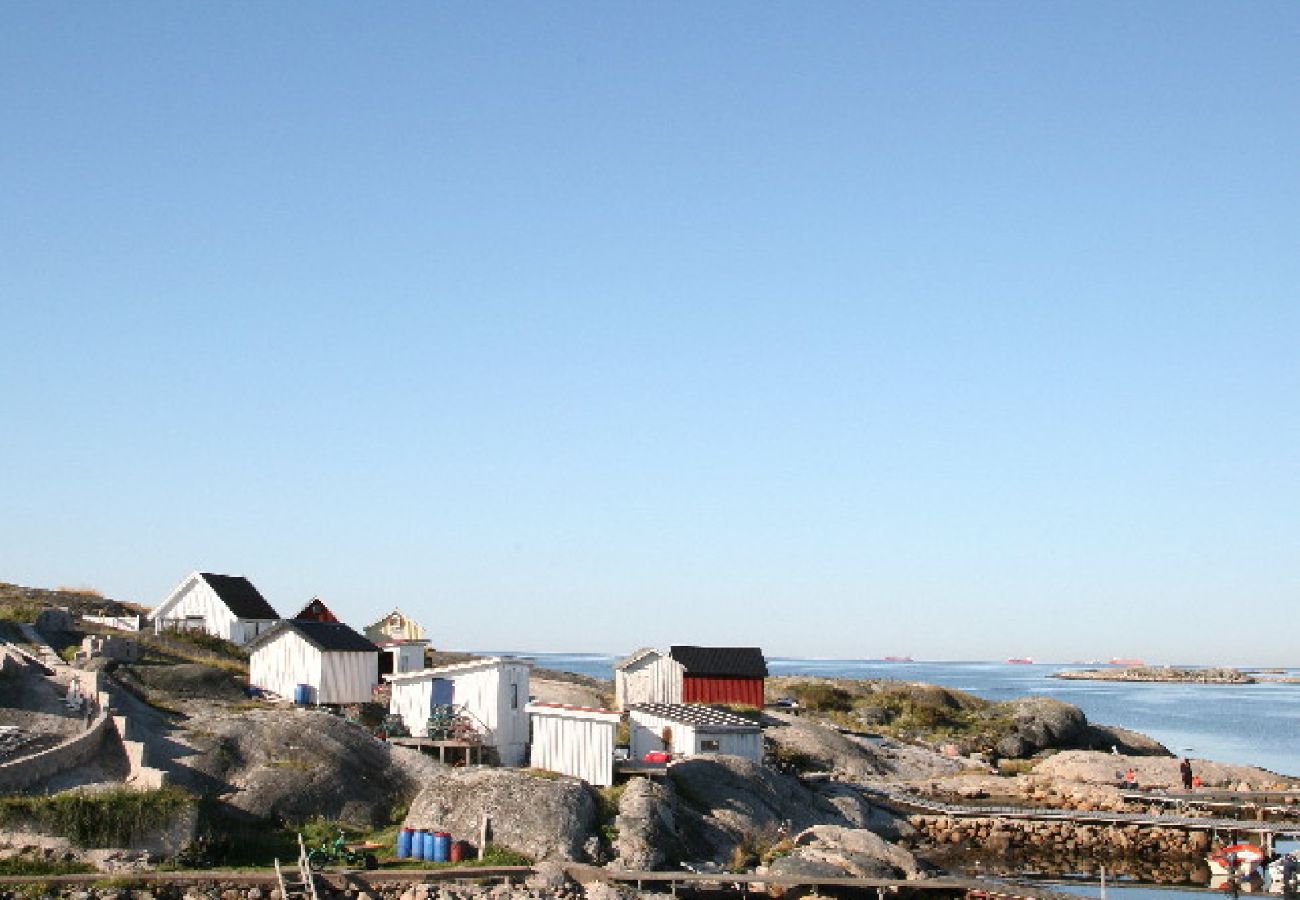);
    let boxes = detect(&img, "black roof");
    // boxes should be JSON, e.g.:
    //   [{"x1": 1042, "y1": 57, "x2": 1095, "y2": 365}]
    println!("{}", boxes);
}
[
  {"x1": 669, "y1": 645, "x2": 767, "y2": 678},
  {"x1": 200, "y1": 573, "x2": 279, "y2": 620},
  {"x1": 628, "y1": 703, "x2": 761, "y2": 729},
  {"x1": 268, "y1": 620, "x2": 379, "y2": 653}
]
